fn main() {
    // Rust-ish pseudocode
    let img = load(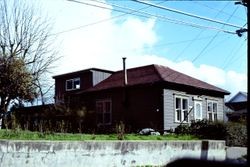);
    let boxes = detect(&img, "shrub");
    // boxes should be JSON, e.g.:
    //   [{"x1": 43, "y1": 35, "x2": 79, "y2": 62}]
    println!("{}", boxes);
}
[
  {"x1": 226, "y1": 122, "x2": 247, "y2": 147},
  {"x1": 174, "y1": 124, "x2": 190, "y2": 135},
  {"x1": 175, "y1": 120, "x2": 247, "y2": 147},
  {"x1": 189, "y1": 120, "x2": 209, "y2": 137},
  {"x1": 196, "y1": 121, "x2": 227, "y2": 140}
]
